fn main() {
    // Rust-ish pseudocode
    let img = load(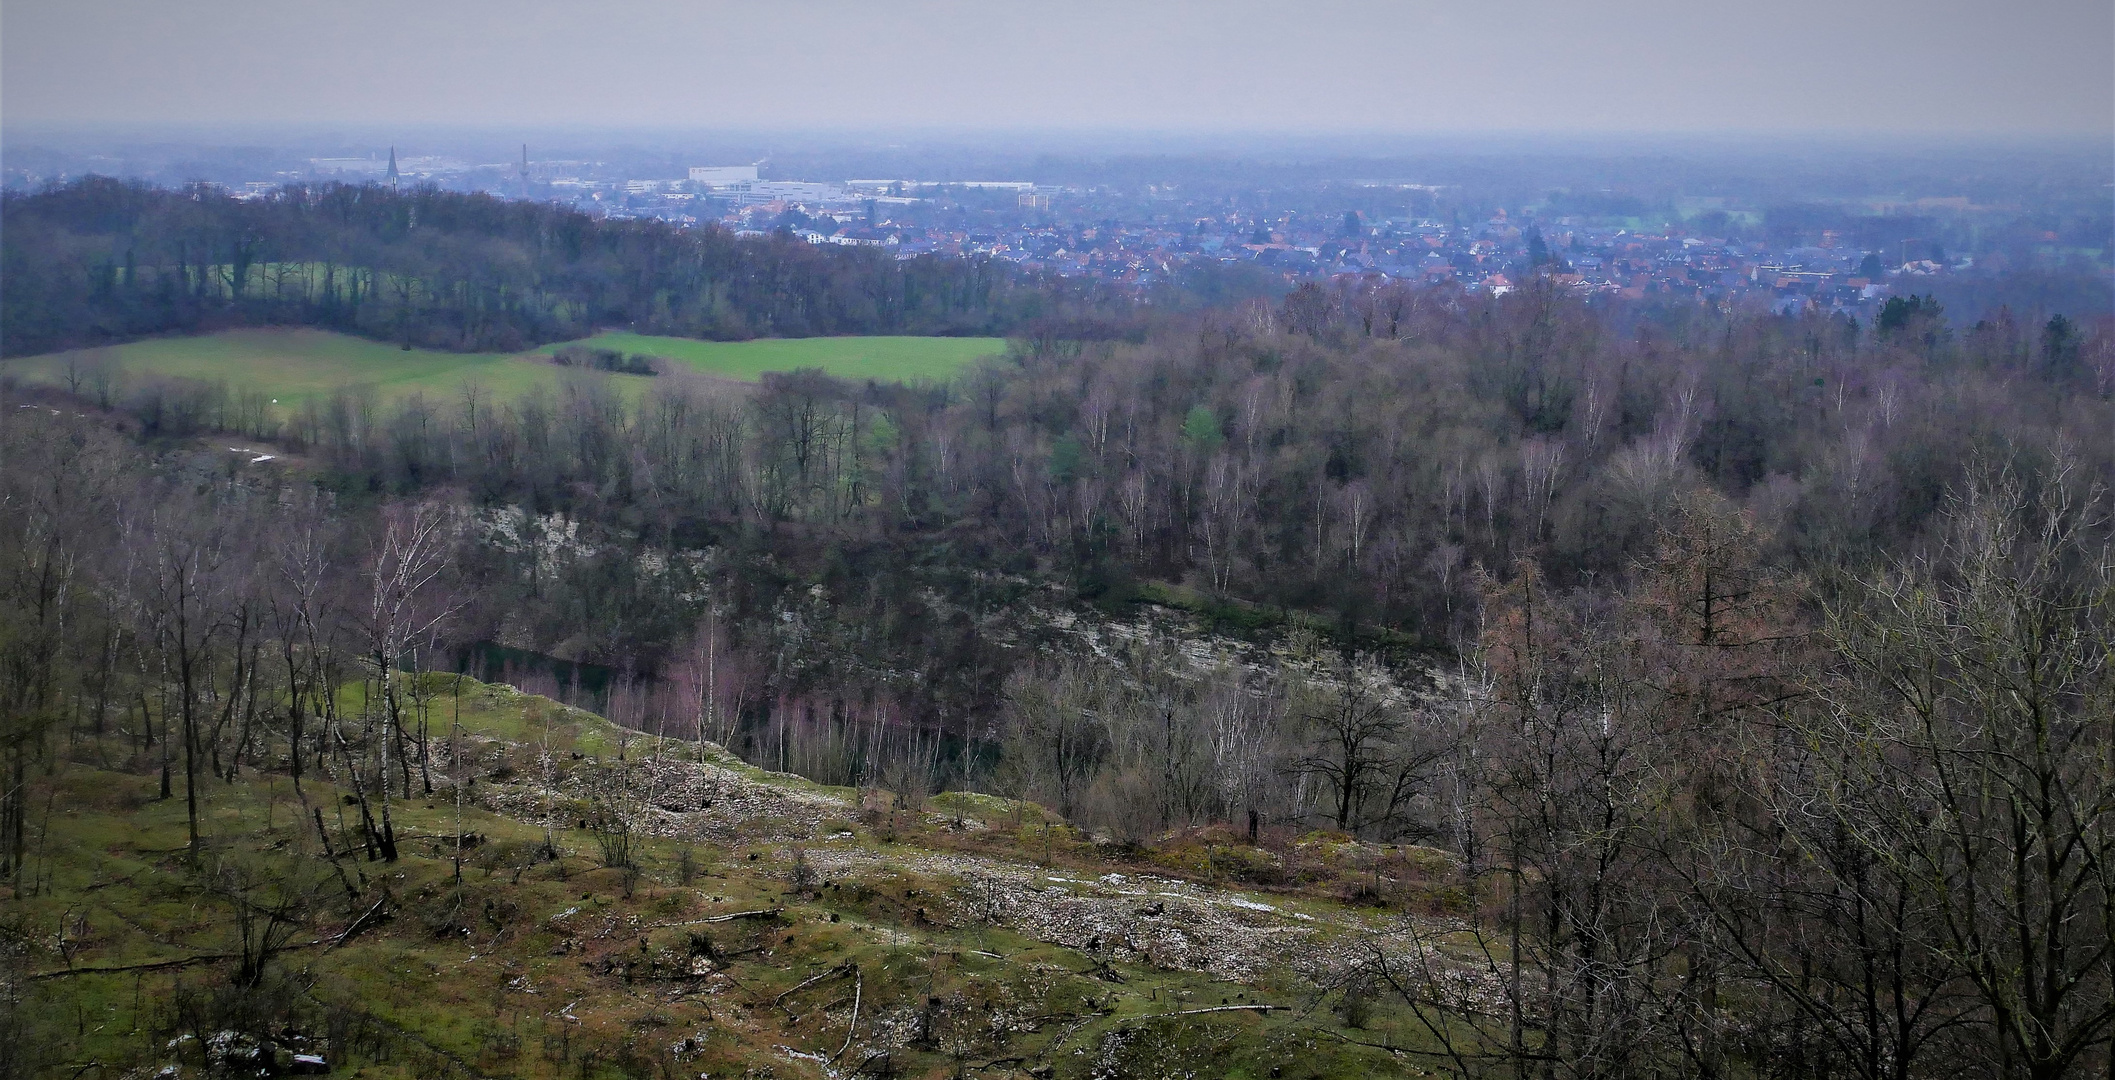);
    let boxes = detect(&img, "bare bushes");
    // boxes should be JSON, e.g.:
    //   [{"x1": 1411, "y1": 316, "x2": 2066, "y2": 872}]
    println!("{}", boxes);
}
[
  {"x1": 583, "y1": 766, "x2": 642, "y2": 897},
  {"x1": 202, "y1": 850, "x2": 331, "y2": 988},
  {"x1": 1365, "y1": 482, "x2": 2115, "y2": 1078},
  {"x1": 1000, "y1": 629, "x2": 1448, "y2": 845},
  {"x1": 548, "y1": 345, "x2": 660, "y2": 376},
  {"x1": 1791, "y1": 469, "x2": 2114, "y2": 1078}
]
